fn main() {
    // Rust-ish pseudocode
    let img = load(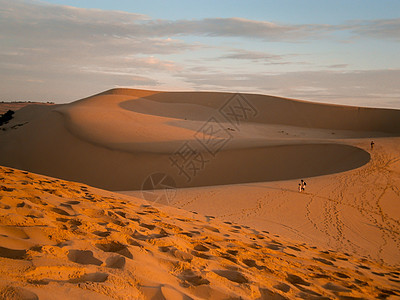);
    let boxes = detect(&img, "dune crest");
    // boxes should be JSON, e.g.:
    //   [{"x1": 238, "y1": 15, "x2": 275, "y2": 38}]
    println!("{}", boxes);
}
[{"x1": 1, "y1": 89, "x2": 398, "y2": 191}]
